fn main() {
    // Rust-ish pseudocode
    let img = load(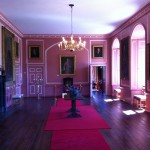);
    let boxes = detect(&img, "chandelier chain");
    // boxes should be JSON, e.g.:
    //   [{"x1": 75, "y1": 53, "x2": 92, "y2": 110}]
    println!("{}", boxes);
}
[
  {"x1": 58, "y1": 4, "x2": 86, "y2": 51},
  {"x1": 70, "y1": 4, "x2": 73, "y2": 35}
]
